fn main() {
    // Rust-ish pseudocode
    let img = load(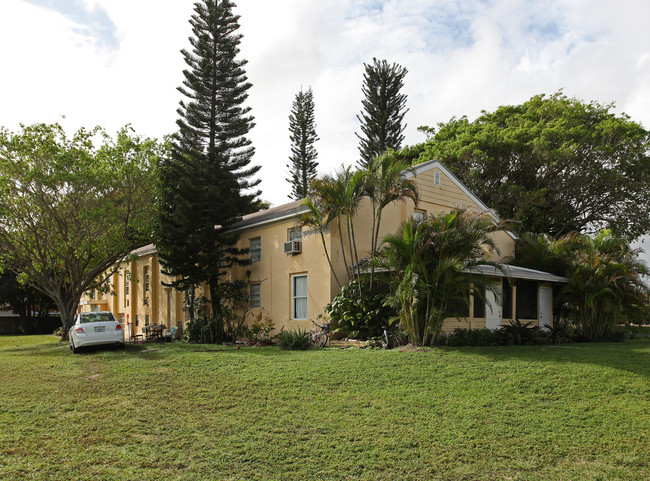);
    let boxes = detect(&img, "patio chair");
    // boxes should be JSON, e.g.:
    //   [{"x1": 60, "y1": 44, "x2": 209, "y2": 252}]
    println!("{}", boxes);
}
[{"x1": 163, "y1": 326, "x2": 178, "y2": 342}]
